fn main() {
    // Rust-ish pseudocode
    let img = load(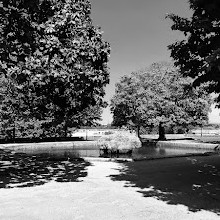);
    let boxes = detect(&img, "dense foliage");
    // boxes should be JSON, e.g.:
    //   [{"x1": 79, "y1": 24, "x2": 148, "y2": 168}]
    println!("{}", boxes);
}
[
  {"x1": 167, "y1": 0, "x2": 220, "y2": 104},
  {"x1": 0, "y1": 0, "x2": 110, "y2": 138},
  {"x1": 110, "y1": 62, "x2": 212, "y2": 137}
]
